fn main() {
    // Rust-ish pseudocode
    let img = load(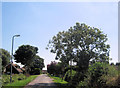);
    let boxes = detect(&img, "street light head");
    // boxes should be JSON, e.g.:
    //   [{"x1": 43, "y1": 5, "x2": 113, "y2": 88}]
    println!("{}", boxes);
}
[{"x1": 15, "y1": 35, "x2": 20, "y2": 37}]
